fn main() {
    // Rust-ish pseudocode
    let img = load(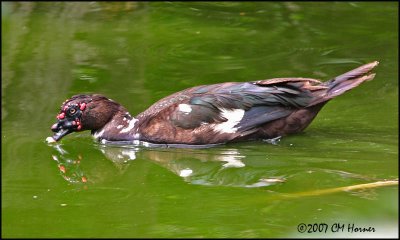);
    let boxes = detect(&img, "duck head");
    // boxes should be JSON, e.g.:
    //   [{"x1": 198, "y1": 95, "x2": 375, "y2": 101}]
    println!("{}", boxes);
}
[{"x1": 49, "y1": 94, "x2": 123, "y2": 142}]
